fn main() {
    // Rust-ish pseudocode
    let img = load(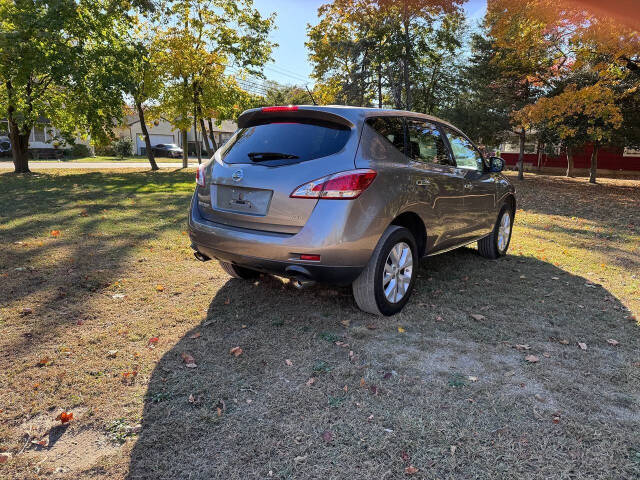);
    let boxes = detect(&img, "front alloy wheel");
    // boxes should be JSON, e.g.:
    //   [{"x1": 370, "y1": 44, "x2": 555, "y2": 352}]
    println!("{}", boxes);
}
[{"x1": 478, "y1": 206, "x2": 513, "y2": 259}]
